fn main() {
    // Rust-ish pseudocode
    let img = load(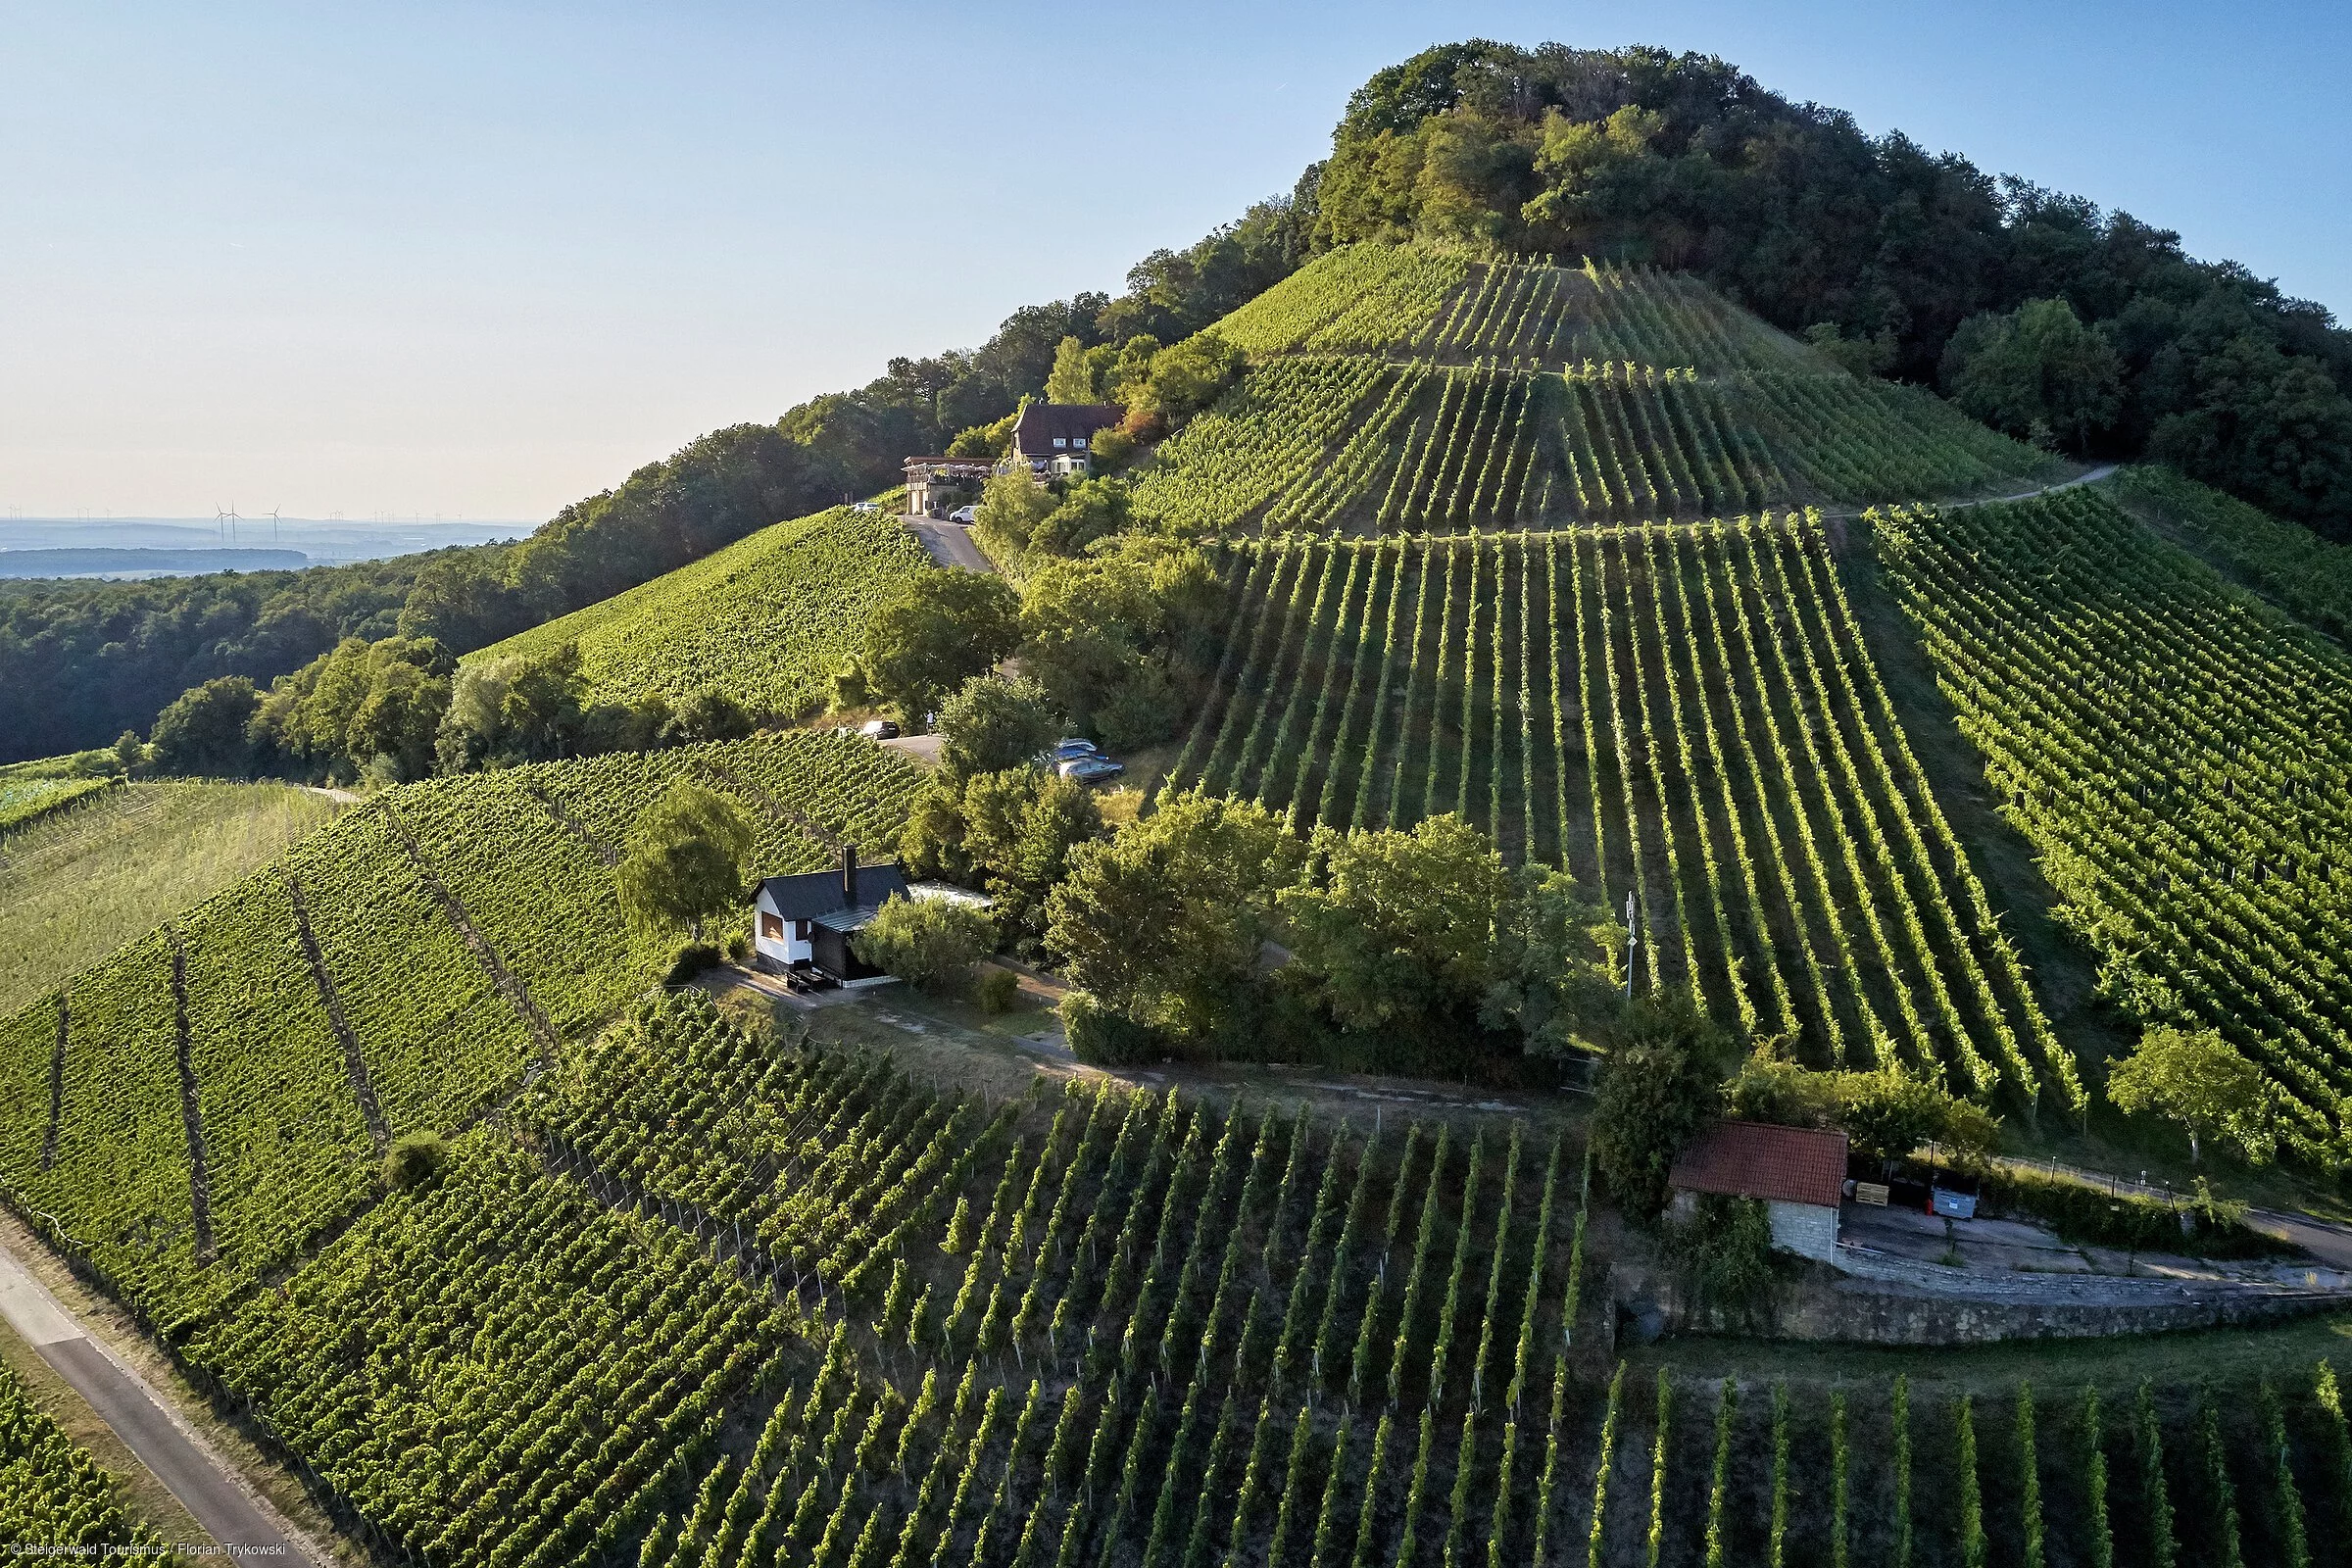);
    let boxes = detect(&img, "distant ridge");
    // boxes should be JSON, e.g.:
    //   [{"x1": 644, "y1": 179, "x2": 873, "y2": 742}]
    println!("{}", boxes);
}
[{"x1": 0, "y1": 547, "x2": 311, "y2": 579}]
